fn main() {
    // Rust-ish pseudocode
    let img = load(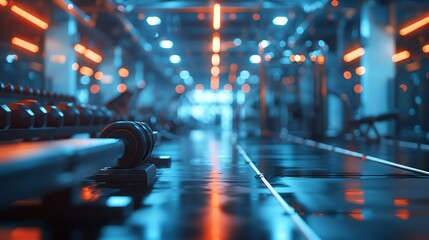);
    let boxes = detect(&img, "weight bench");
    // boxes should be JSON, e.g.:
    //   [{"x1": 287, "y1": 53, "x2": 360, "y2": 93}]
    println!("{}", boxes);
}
[
  {"x1": 0, "y1": 138, "x2": 123, "y2": 209},
  {"x1": 348, "y1": 112, "x2": 398, "y2": 140}
]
